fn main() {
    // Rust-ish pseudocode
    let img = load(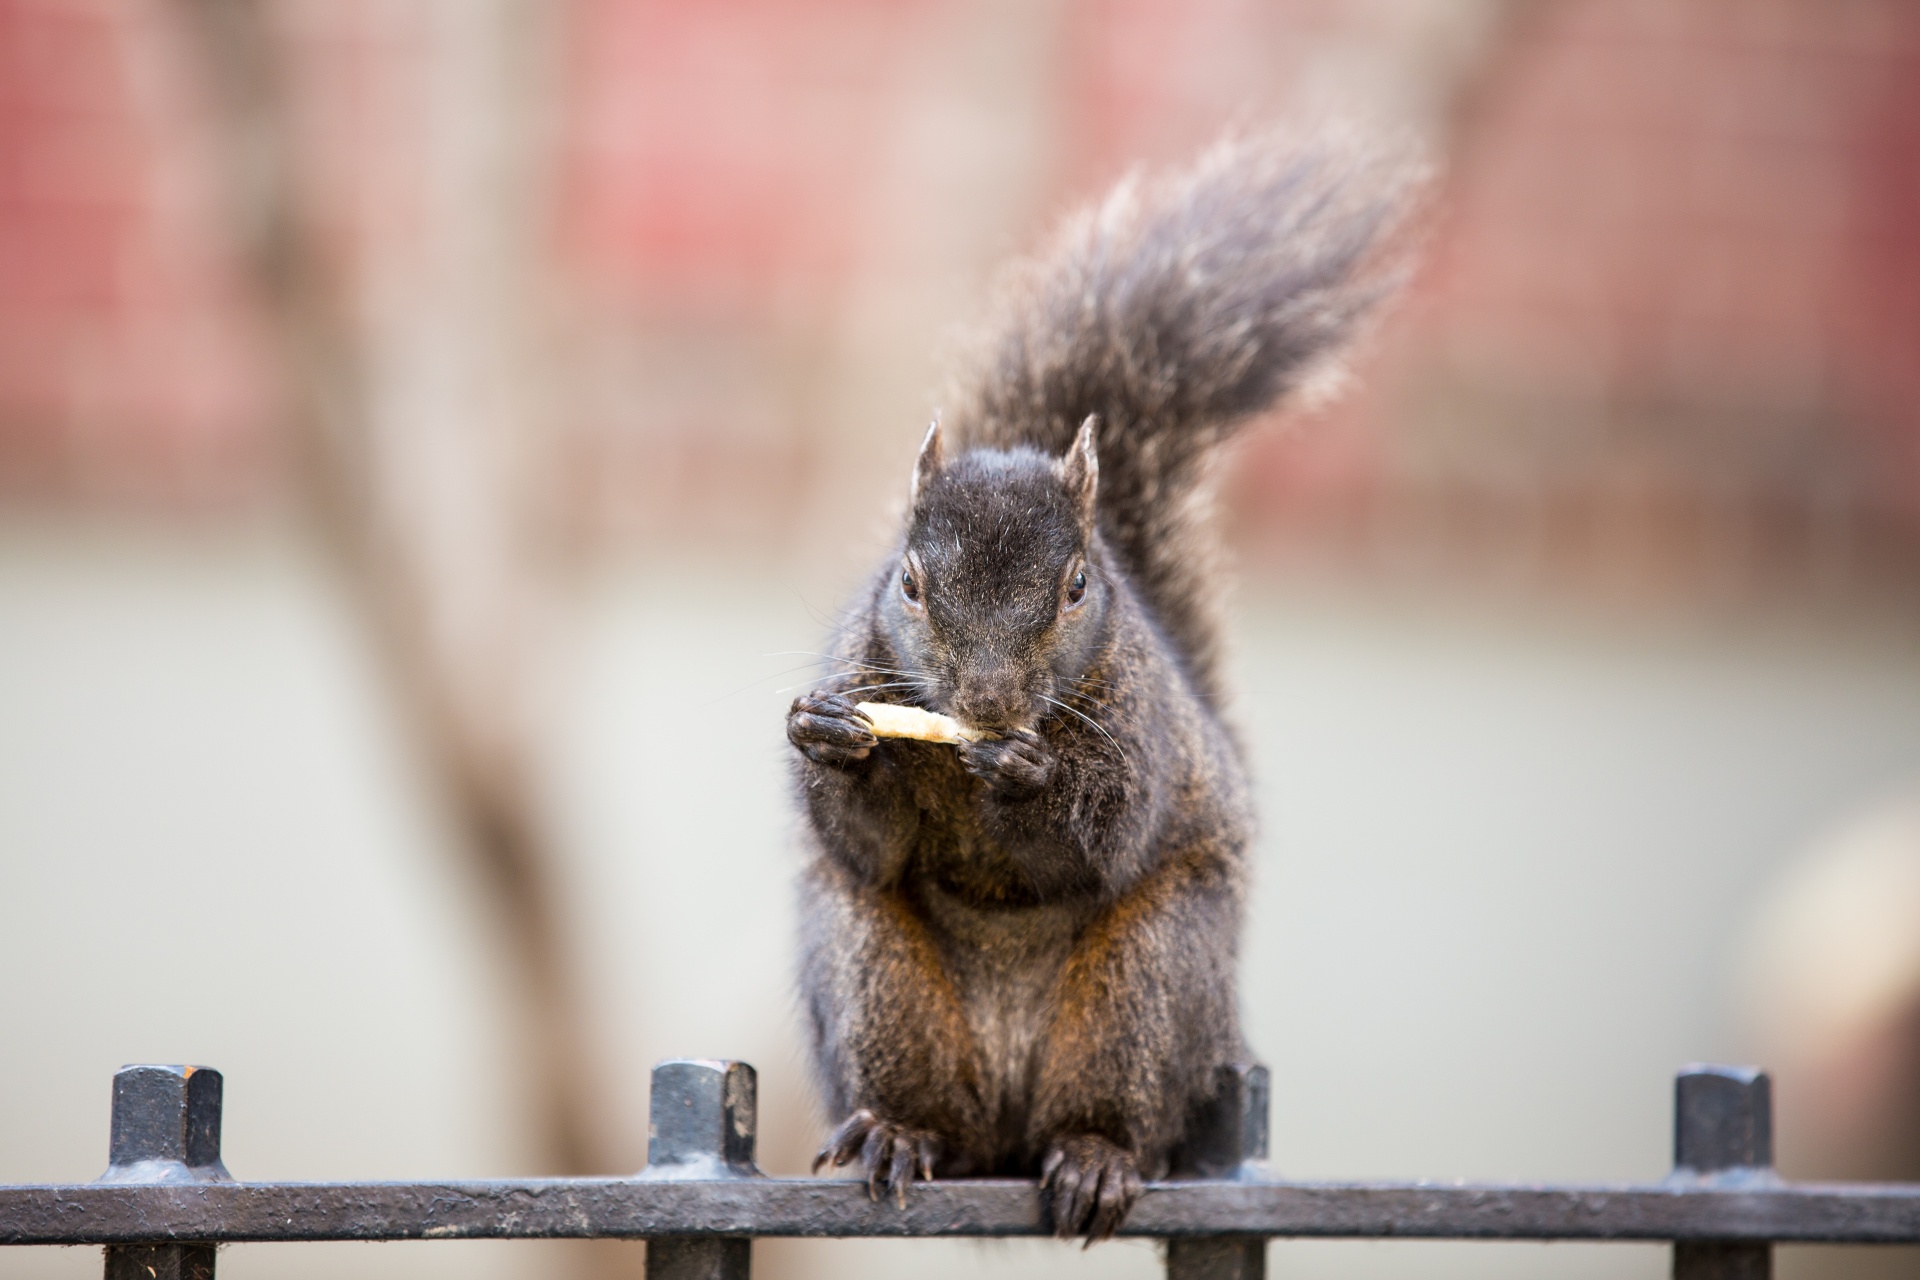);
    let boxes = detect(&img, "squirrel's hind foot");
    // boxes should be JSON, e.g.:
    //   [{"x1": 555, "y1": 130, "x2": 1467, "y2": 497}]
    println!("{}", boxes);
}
[
  {"x1": 1042, "y1": 1134, "x2": 1143, "y2": 1245},
  {"x1": 812, "y1": 1109, "x2": 940, "y2": 1208}
]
